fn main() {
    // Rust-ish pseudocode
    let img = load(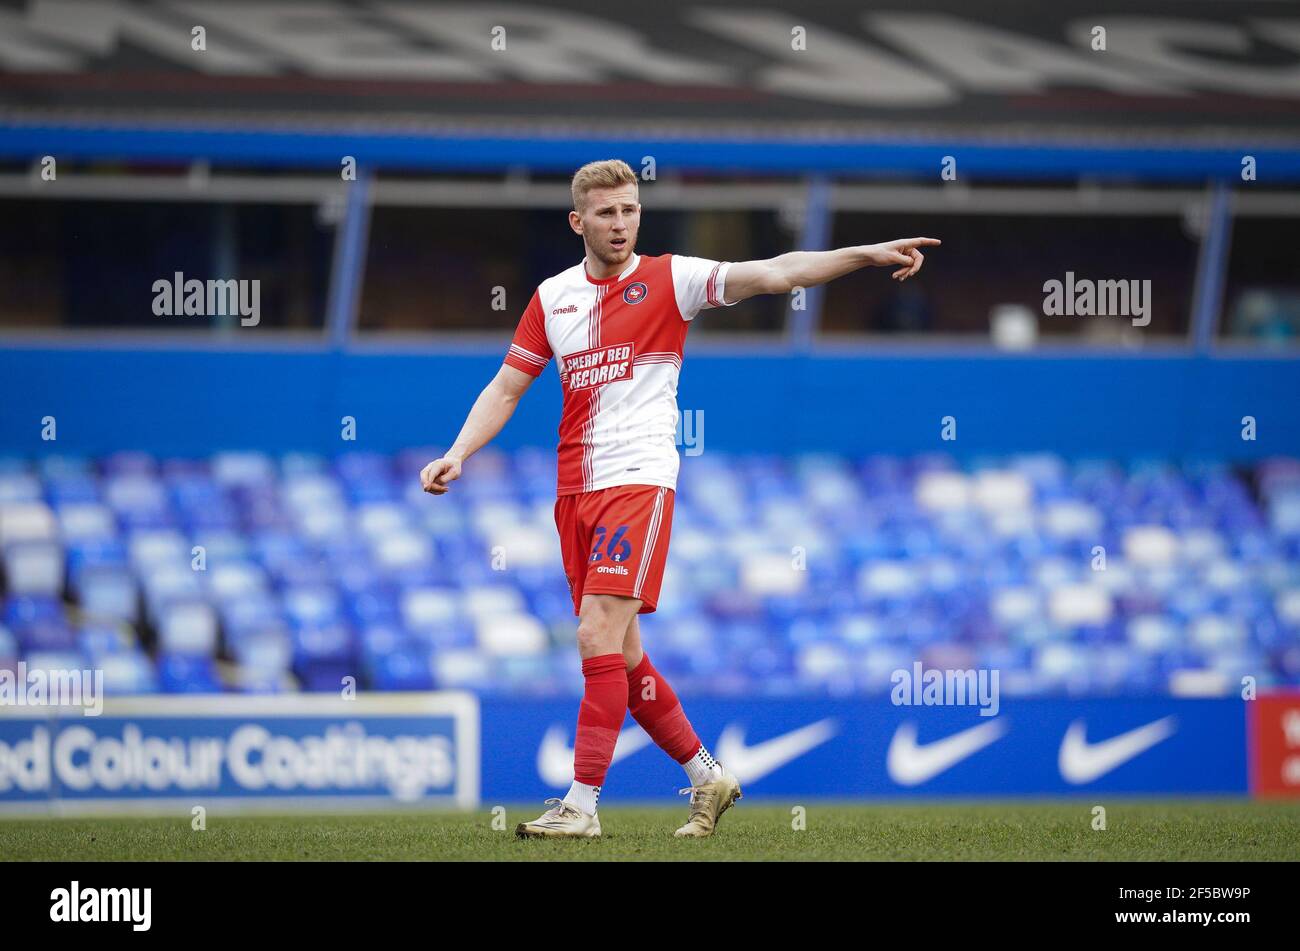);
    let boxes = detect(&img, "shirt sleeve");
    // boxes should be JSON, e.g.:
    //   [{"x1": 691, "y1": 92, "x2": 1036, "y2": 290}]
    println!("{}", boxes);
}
[
  {"x1": 670, "y1": 255, "x2": 738, "y2": 321},
  {"x1": 503, "y1": 290, "x2": 552, "y2": 377}
]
